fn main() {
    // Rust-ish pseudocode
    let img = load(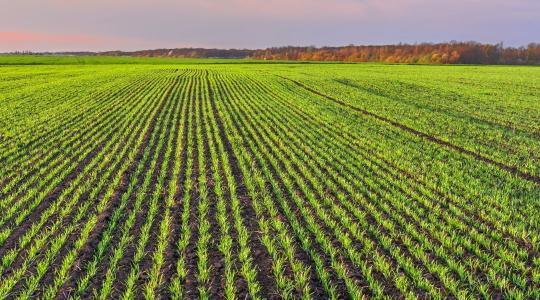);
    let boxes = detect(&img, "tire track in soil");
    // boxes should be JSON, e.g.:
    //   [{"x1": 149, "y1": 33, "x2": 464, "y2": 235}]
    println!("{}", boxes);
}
[
  {"x1": 279, "y1": 76, "x2": 540, "y2": 187},
  {"x1": 208, "y1": 75, "x2": 279, "y2": 299}
]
